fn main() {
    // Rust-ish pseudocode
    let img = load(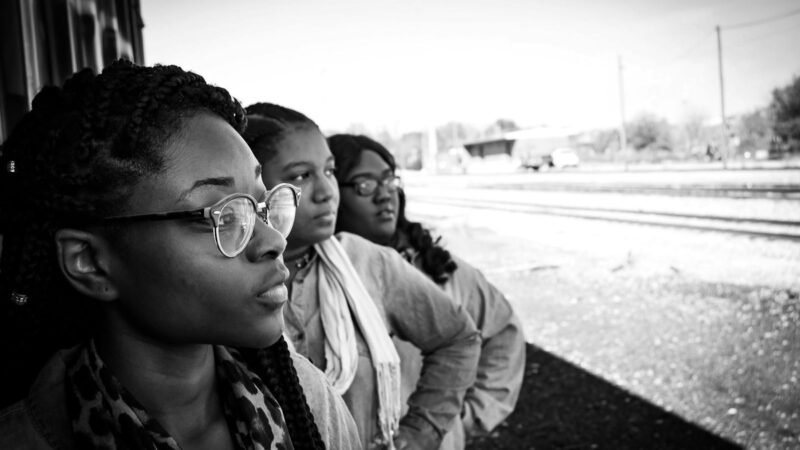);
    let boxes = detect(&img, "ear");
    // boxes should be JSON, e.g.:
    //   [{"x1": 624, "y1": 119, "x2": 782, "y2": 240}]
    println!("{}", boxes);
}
[{"x1": 55, "y1": 229, "x2": 119, "y2": 302}]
